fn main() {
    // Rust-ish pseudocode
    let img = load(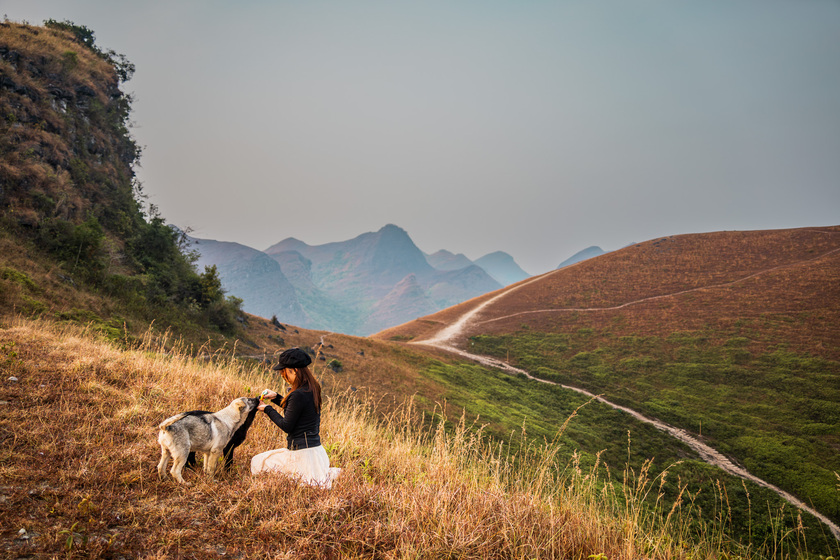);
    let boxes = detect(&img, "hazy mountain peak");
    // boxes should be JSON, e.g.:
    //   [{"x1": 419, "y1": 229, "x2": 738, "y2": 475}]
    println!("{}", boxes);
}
[
  {"x1": 474, "y1": 251, "x2": 530, "y2": 286},
  {"x1": 557, "y1": 246, "x2": 606, "y2": 269},
  {"x1": 191, "y1": 237, "x2": 308, "y2": 325},
  {"x1": 265, "y1": 236, "x2": 310, "y2": 255},
  {"x1": 379, "y1": 223, "x2": 407, "y2": 235},
  {"x1": 426, "y1": 249, "x2": 475, "y2": 271},
  {"x1": 477, "y1": 251, "x2": 515, "y2": 263},
  {"x1": 194, "y1": 224, "x2": 515, "y2": 335},
  {"x1": 368, "y1": 225, "x2": 432, "y2": 279}
]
